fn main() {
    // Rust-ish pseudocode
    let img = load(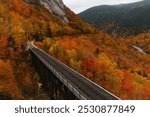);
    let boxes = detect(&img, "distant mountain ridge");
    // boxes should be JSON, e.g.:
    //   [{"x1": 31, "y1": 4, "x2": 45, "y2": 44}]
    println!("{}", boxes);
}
[{"x1": 79, "y1": 0, "x2": 150, "y2": 36}]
